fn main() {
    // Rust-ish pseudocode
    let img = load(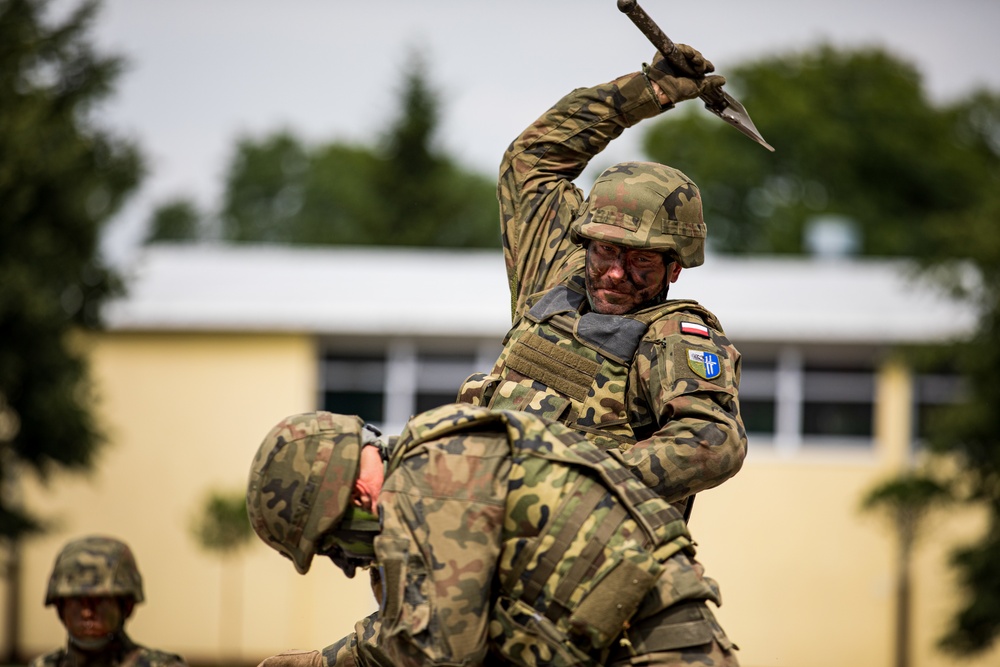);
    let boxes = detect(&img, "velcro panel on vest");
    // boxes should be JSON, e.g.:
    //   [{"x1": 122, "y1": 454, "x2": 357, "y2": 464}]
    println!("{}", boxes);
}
[
  {"x1": 620, "y1": 601, "x2": 716, "y2": 653},
  {"x1": 569, "y1": 557, "x2": 659, "y2": 648},
  {"x1": 506, "y1": 333, "x2": 601, "y2": 403}
]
